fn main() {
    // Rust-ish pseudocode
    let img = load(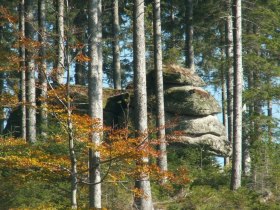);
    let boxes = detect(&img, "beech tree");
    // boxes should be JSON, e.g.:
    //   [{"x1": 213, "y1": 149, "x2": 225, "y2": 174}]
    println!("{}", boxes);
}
[{"x1": 88, "y1": 0, "x2": 103, "y2": 208}]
